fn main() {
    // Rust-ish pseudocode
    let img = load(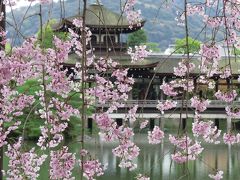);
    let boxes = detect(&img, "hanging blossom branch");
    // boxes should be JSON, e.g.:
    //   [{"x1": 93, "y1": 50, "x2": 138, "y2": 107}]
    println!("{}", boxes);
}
[{"x1": 1, "y1": 0, "x2": 240, "y2": 180}]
